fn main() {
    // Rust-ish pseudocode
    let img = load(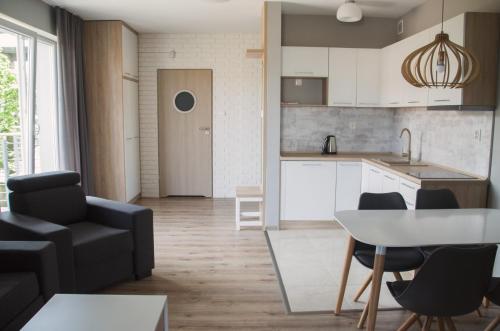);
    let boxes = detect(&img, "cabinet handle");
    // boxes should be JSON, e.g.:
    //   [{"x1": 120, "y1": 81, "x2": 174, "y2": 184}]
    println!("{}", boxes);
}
[
  {"x1": 433, "y1": 99, "x2": 451, "y2": 102},
  {"x1": 401, "y1": 182, "x2": 416, "y2": 190},
  {"x1": 384, "y1": 175, "x2": 396, "y2": 180},
  {"x1": 370, "y1": 168, "x2": 380, "y2": 174},
  {"x1": 295, "y1": 71, "x2": 314, "y2": 75},
  {"x1": 389, "y1": 102, "x2": 399, "y2": 105},
  {"x1": 302, "y1": 163, "x2": 322, "y2": 167},
  {"x1": 407, "y1": 101, "x2": 420, "y2": 104},
  {"x1": 358, "y1": 102, "x2": 377, "y2": 105}
]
